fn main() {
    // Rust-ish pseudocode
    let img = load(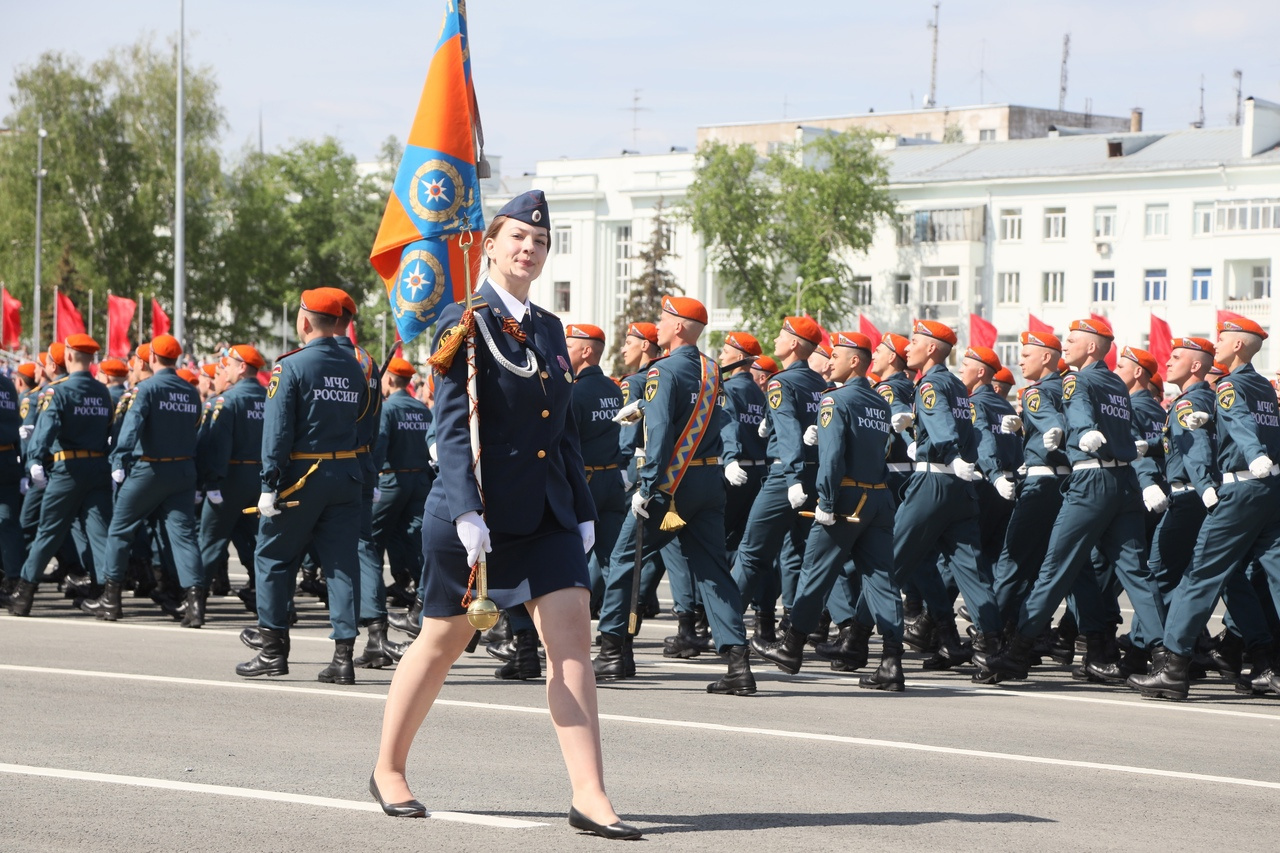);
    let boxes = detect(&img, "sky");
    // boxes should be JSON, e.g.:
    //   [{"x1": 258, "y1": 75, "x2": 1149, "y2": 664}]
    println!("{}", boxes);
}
[{"x1": 4, "y1": 0, "x2": 1279, "y2": 175}]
